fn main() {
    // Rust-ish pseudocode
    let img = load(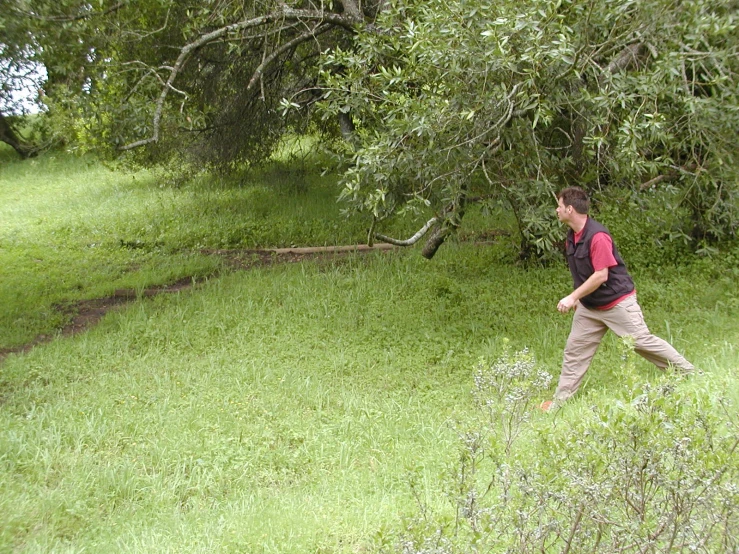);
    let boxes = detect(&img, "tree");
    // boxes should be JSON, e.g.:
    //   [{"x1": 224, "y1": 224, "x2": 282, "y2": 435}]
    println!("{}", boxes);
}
[
  {"x1": 320, "y1": 0, "x2": 739, "y2": 259},
  {"x1": 4, "y1": 0, "x2": 737, "y2": 259},
  {"x1": 0, "y1": 5, "x2": 45, "y2": 158},
  {"x1": 2, "y1": 0, "x2": 384, "y2": 166},
  {"x1": 1, "y1": 0, "x2": 127, "y2": 157}
]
